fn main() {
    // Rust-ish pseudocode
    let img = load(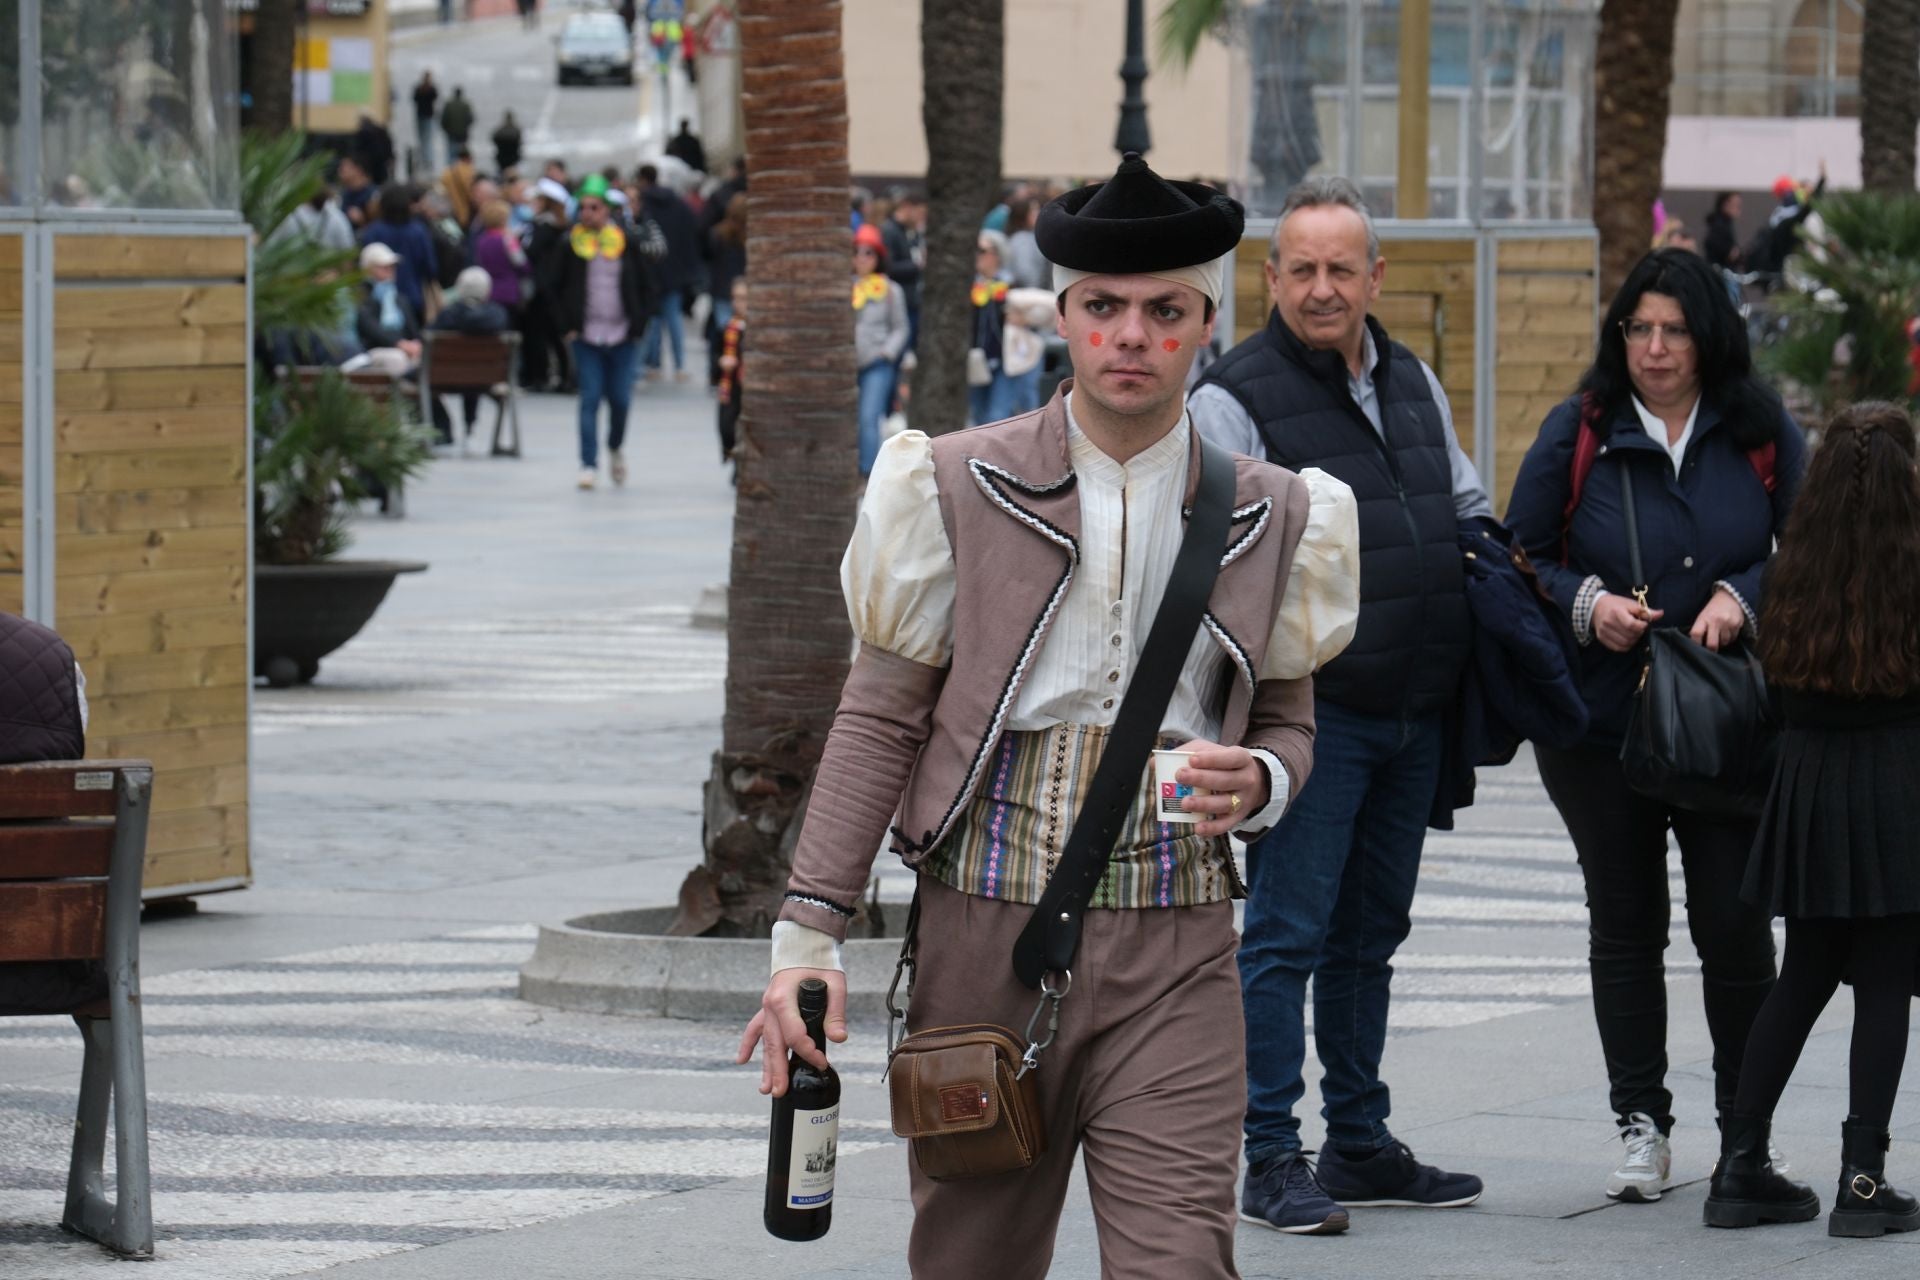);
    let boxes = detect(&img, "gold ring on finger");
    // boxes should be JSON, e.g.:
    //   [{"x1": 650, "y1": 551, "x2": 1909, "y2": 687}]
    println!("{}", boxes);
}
[{"x1": 1229, "y1": 792, "x2": 1241, "y2": 813}]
